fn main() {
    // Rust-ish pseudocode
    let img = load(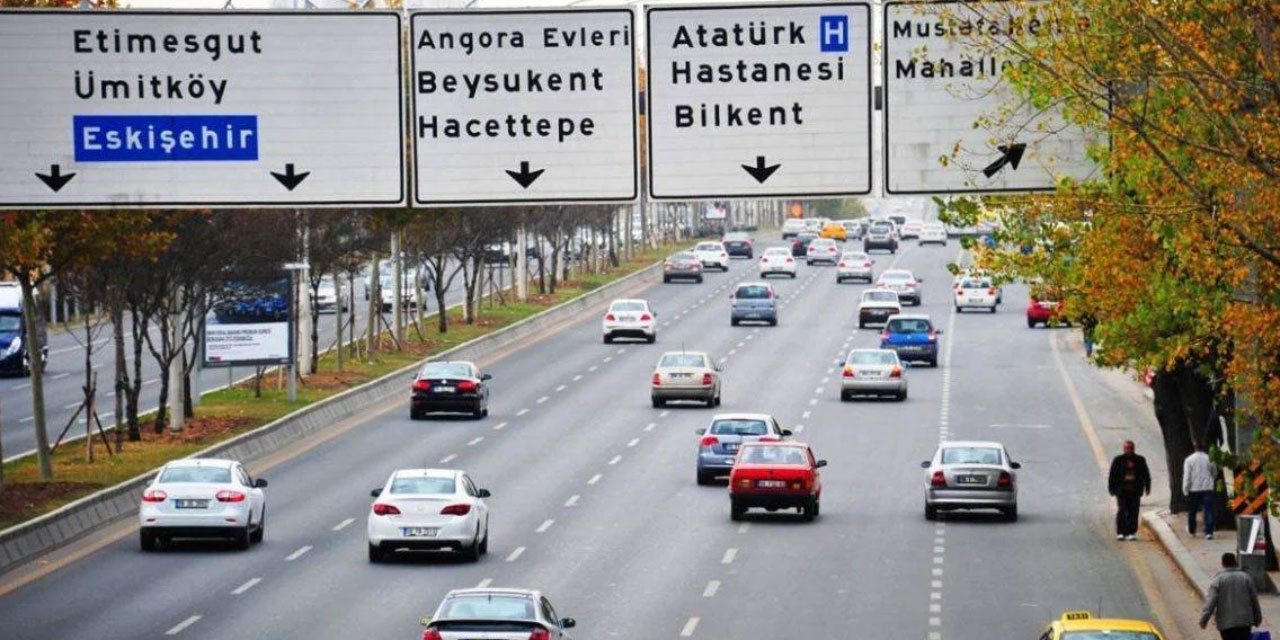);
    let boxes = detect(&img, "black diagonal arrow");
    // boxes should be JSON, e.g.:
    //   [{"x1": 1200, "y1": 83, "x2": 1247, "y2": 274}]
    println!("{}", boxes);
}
[
  {"x1": 270, "y1": 163, "x2": 310, "y2": 191},
  {"x1": 35, "y1": 164, "x2": 76, "y2": 192},
  {"x1": 741, "y1": 155, "x2": 781, "y2": 184},
  {"x1": 505, "y1": 161, "x2": 545, "y2": 189},
  {"x1": 981, "y1": 143, "x2": 1027, "y2": 178}
]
